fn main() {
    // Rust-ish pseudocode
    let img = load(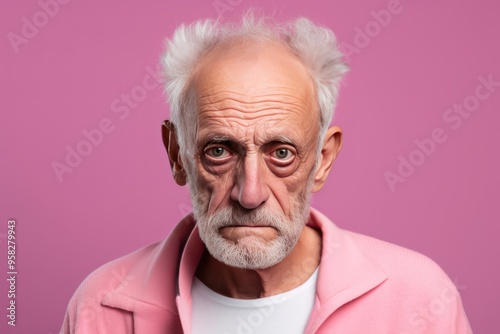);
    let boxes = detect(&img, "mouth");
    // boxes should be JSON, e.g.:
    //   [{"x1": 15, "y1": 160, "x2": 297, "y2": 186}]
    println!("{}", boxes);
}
[
  {"x1": 222, "y1": 224, "x2": 269, "y2": 228},
  {"x1": 219, "y1": 224, "x2": 274, "y2": 231},
  {"x1": 219, "y1": 225, "x2": 278, "y2": 240}
]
